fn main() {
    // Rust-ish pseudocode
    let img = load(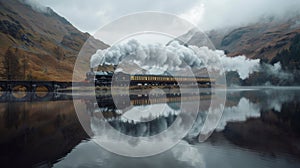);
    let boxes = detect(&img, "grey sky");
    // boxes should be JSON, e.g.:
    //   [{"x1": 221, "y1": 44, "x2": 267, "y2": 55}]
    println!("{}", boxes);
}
[{"x1": 36, "y1": 0, "x2": 300, "y2": 34}]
